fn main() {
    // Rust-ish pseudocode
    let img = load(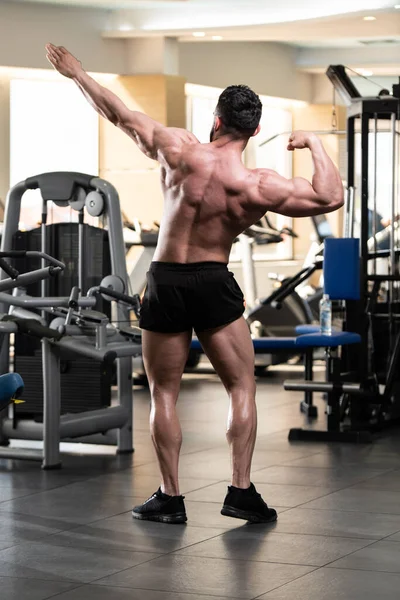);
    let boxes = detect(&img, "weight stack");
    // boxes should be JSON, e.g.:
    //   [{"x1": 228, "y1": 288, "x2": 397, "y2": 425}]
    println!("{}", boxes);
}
[
  {"x1": 14, "y1": 351, "x2": 112, "y2": 419},
  {"x1": 12, "y1": 223, "x2": 113, "y2": 417}
]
